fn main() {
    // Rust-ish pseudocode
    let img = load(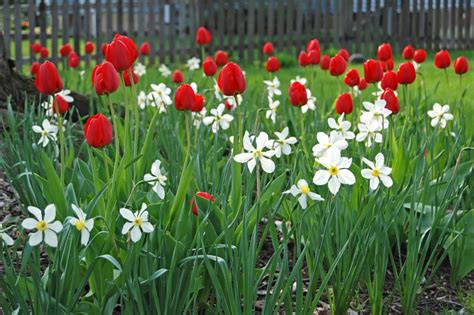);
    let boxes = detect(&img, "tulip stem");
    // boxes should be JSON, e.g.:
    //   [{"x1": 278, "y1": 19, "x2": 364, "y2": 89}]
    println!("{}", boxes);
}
[
  {"x1": 256, "y1": 163, "x2": 261, "y2": 201},
  {"x1": 106, "y1": 94, "x2": 120, "y2": 218},
  {"x1": 53, "y1": 97, "x2": 65, "y2": 186},
  {"x1": 444, "y1": 68, "x2": 449, "y2": 87},
  {"x1": 299, "y1": 109, "x2": 309, "y2": 157},
  {"x1": 234, "y1": 95, "x2": 242, "y2": 149}
]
